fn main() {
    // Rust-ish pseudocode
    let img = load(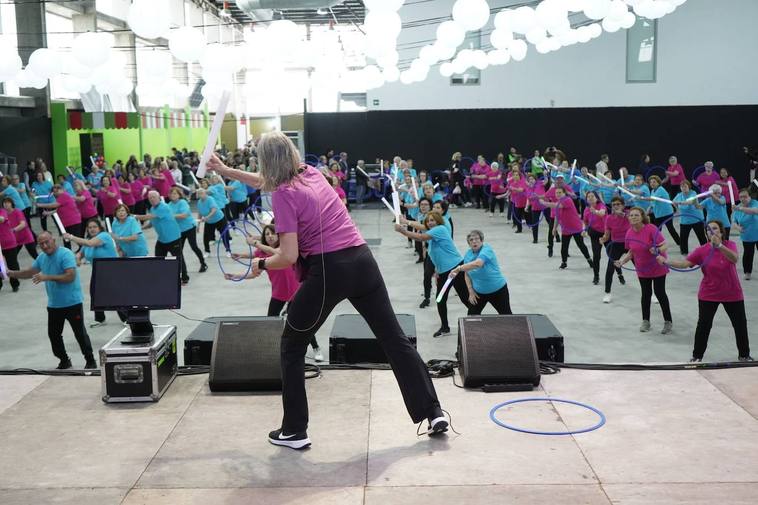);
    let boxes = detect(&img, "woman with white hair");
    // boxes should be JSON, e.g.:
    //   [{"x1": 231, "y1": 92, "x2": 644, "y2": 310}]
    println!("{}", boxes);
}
[
  {"x1": 207, "y1": 132, "x2": 447, "y2": 450},
  {"x1": 702, "y1": 184, "x2": 731, "y2": 240}
]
